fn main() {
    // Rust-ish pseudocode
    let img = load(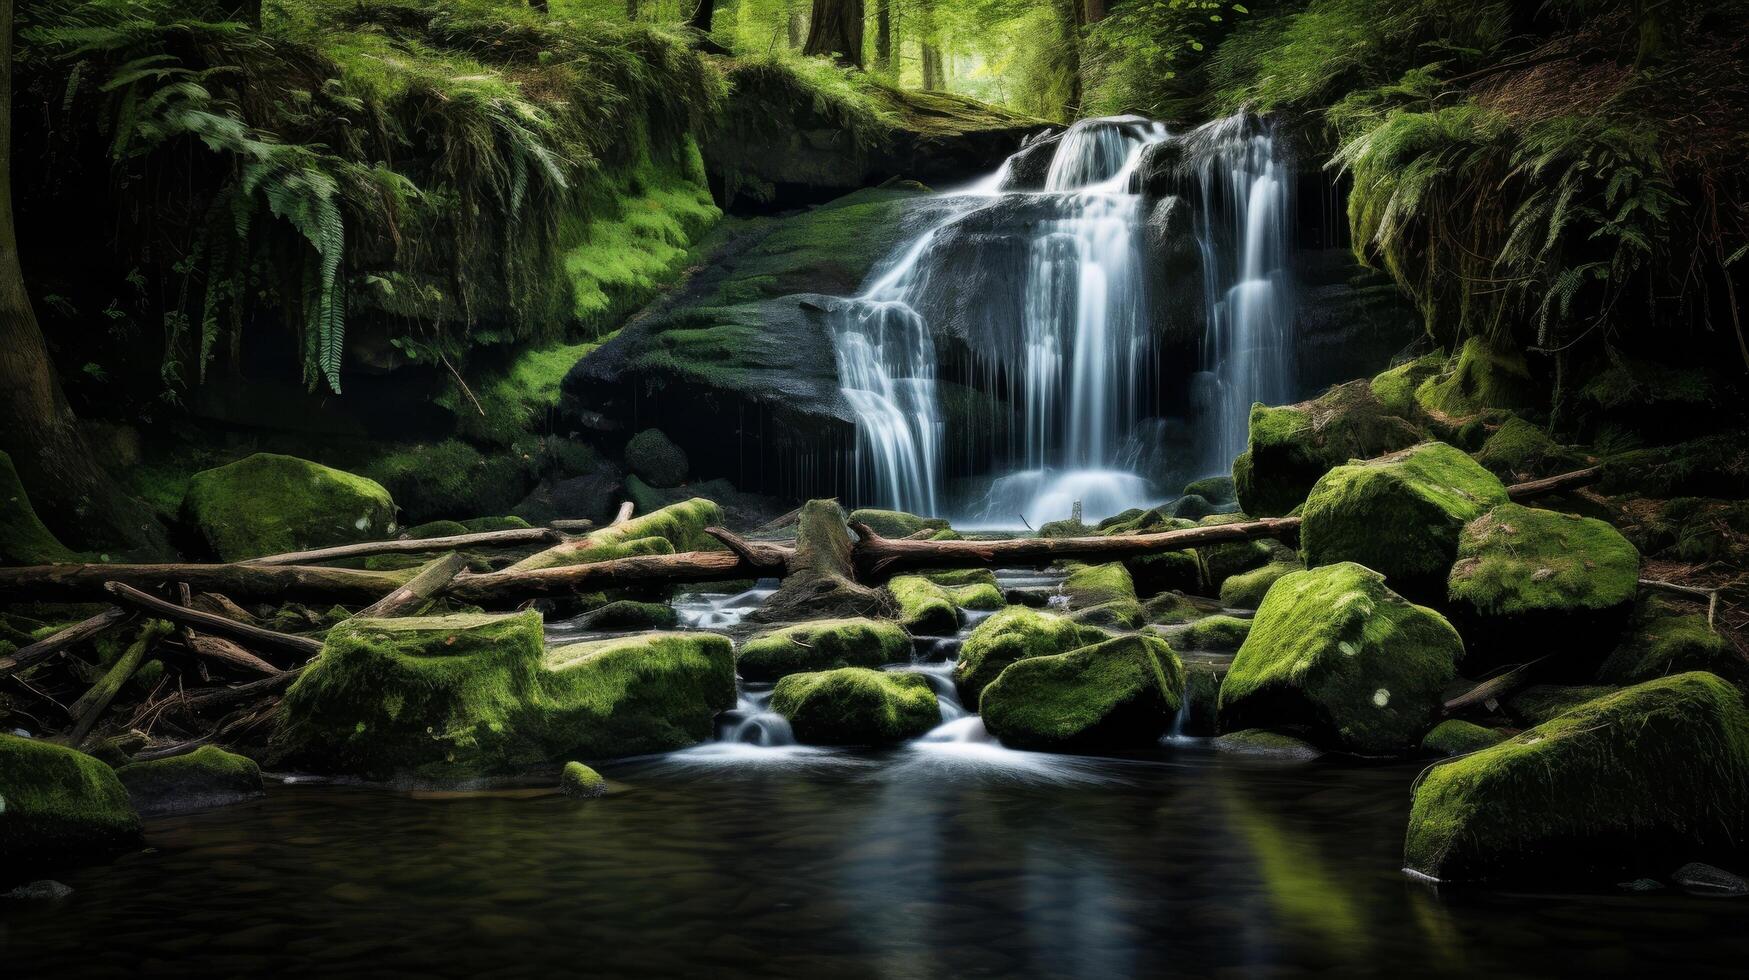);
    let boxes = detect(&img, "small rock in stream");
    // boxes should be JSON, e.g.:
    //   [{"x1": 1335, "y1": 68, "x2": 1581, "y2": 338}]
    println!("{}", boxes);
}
[
  {"x1": 4, "y1": 880, "x2": 73, "y2": 901},
  {"x1": 1673, "y1": 862, "x2": 1749, "y2": 898}
]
